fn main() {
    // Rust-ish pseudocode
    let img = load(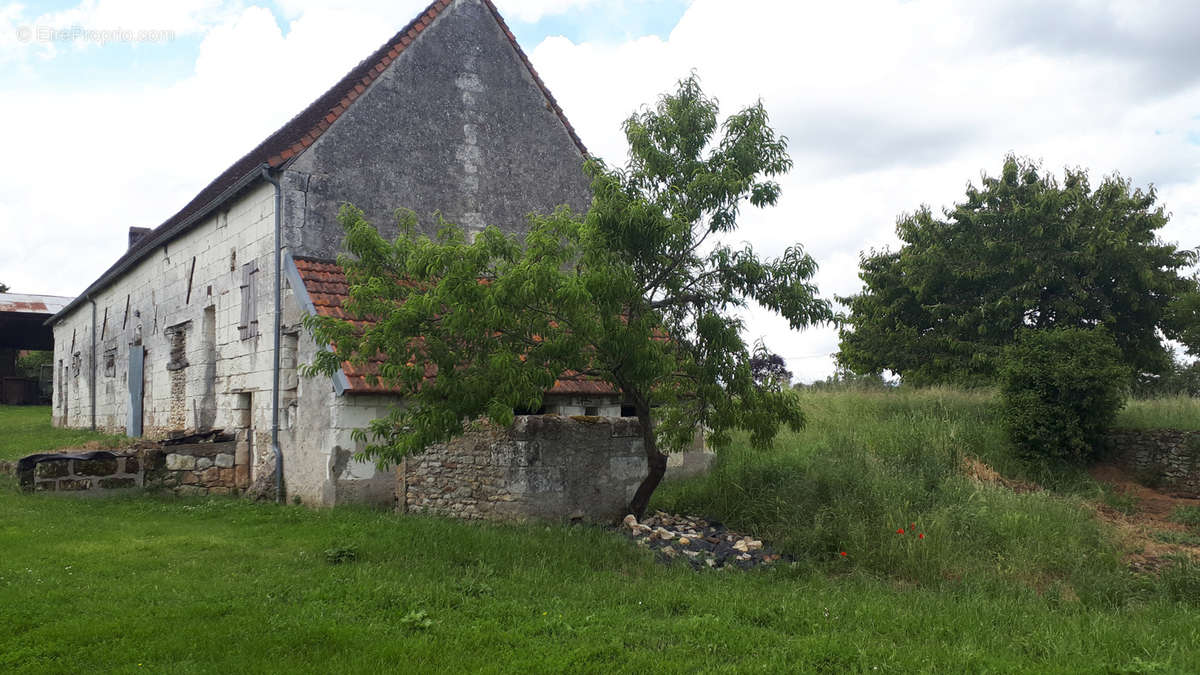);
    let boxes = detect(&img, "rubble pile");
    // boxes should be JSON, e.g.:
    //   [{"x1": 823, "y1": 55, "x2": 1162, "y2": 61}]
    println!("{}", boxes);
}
[{"x1": 616, "y1": 511, "x2": 788, "y2": 570}]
